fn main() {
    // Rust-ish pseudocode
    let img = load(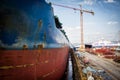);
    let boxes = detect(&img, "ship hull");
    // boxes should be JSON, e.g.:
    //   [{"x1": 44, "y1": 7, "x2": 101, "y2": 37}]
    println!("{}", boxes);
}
[
  {"x1": 0, "y1": 47, "x2": 69, "y2": 80},
  {"x1": 0, "y1": 0, "x2": 70, "y2": 79}
]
